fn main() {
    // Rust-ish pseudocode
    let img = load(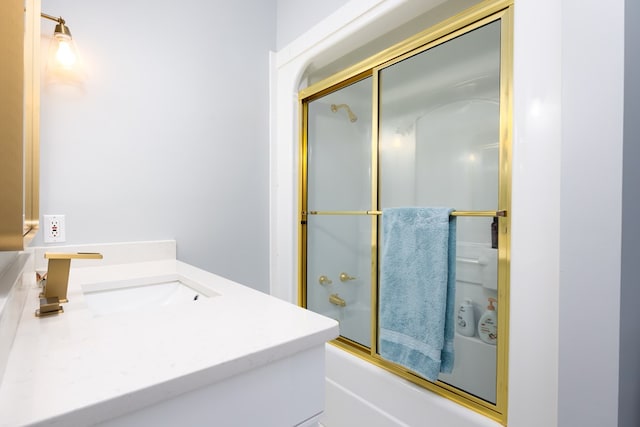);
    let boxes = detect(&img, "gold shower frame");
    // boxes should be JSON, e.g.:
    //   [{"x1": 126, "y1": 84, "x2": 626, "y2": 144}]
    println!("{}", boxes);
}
[{"x1": 298, "y1": 0, "x2": 513, "y2": 424}]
